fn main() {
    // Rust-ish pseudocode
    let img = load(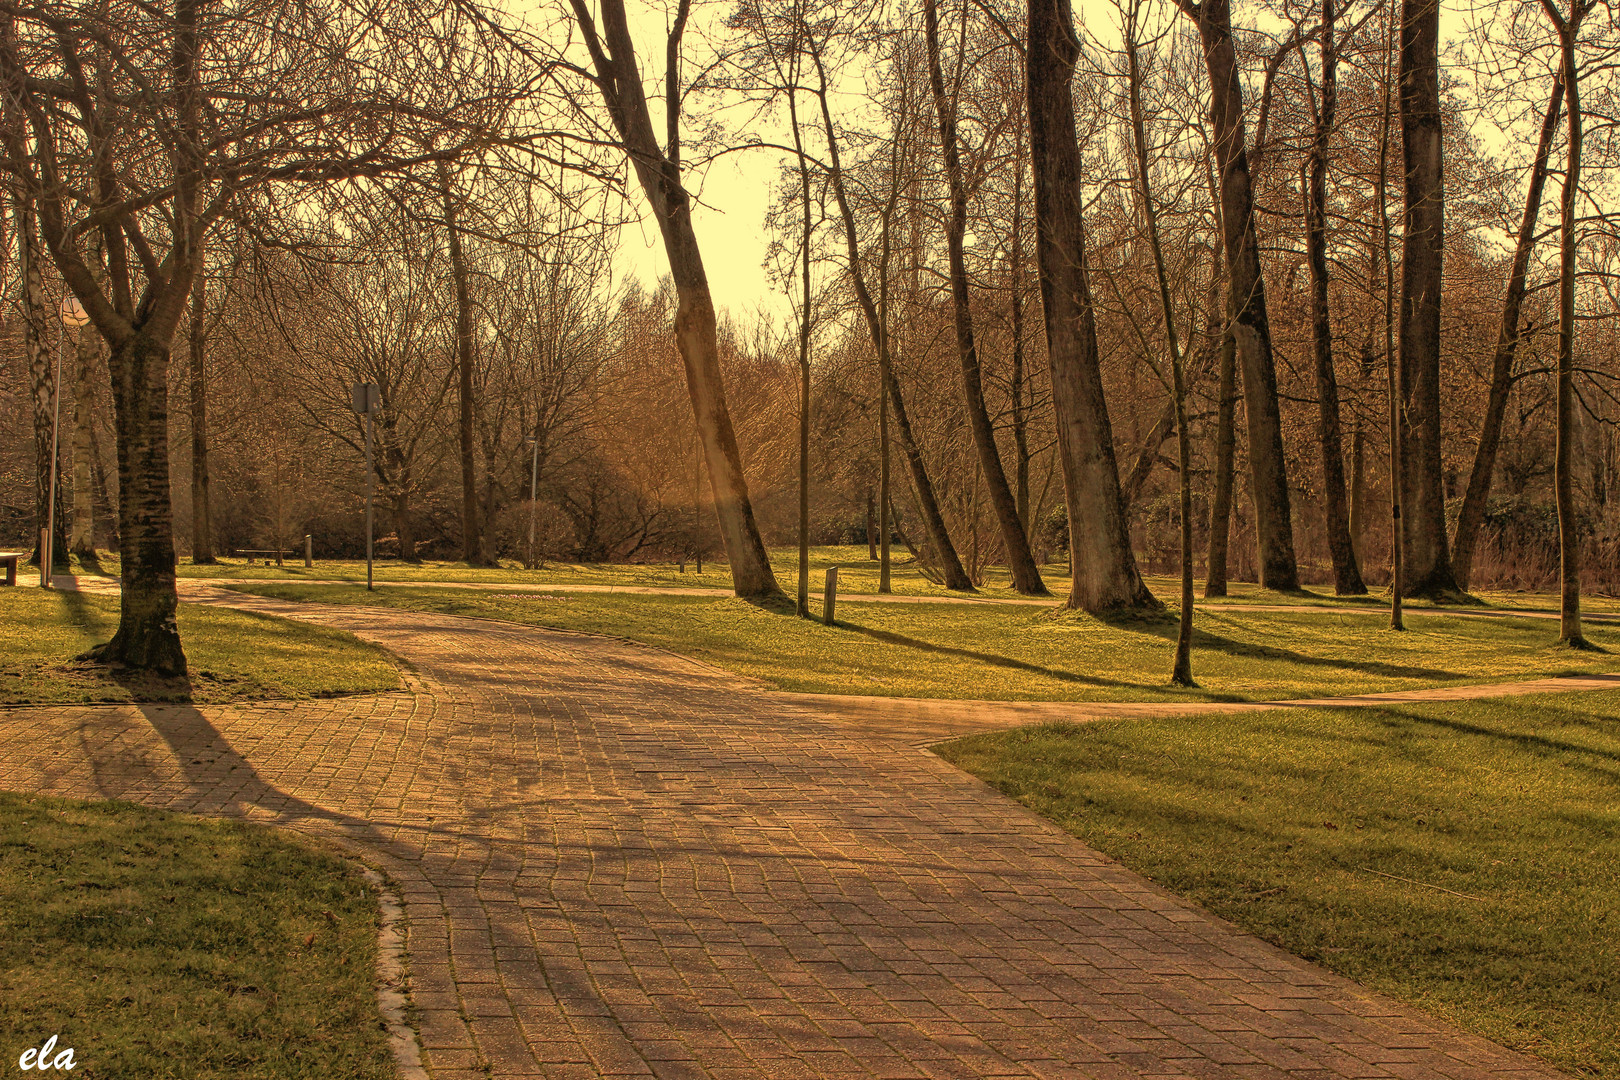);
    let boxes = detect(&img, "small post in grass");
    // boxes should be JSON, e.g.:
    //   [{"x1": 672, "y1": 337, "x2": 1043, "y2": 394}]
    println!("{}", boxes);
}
[
  {"x1": 823, "y1": 566, "x2": 838, "y2": 626},
  {"x1": 304, "y1": 534, "x2": 313, "y2": 568}
]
